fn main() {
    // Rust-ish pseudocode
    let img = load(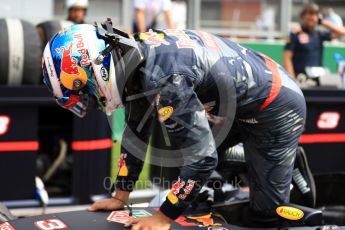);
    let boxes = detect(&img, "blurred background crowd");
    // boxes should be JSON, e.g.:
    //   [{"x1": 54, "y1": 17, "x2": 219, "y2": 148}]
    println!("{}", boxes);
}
[
  {"x1": 1, "y1": 0, "x2": 345, "y2": 37},
  {"x1": 1, "y1": 0, "x2": 344, "y2": 36},
  {"x1": 1, "y1": 0, "x2": 345, "y2": 87}
]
